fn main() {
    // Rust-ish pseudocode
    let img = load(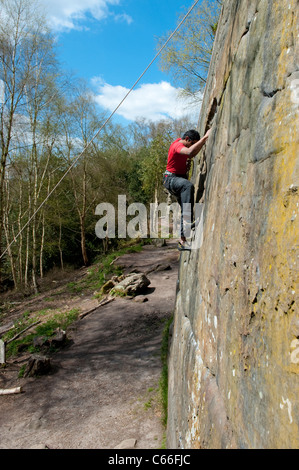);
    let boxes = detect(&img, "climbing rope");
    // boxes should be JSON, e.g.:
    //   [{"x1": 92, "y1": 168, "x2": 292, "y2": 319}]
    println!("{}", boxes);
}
[{"x1": 0, "y1": 0, "x2": 201, "y2": 260}]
